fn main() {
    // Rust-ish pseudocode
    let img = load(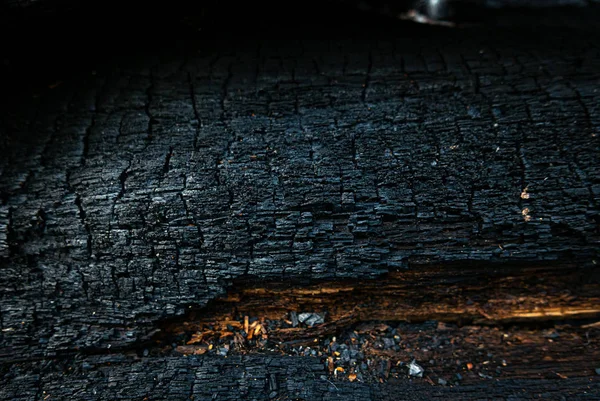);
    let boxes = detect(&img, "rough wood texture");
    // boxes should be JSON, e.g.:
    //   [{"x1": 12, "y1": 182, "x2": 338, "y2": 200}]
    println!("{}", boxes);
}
[
  {"x1": 2, "y1": 354, "x2": 598, "y2": 400},
  {"x1": 4, "y1": 34, "x2": 599, "y2": 357},
  {"x1": 1, "y1": 2, "x2": 600, "y2": 398},
  {"x1": 164, "y1": 264, "x2": 600, "y2": 335}
]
